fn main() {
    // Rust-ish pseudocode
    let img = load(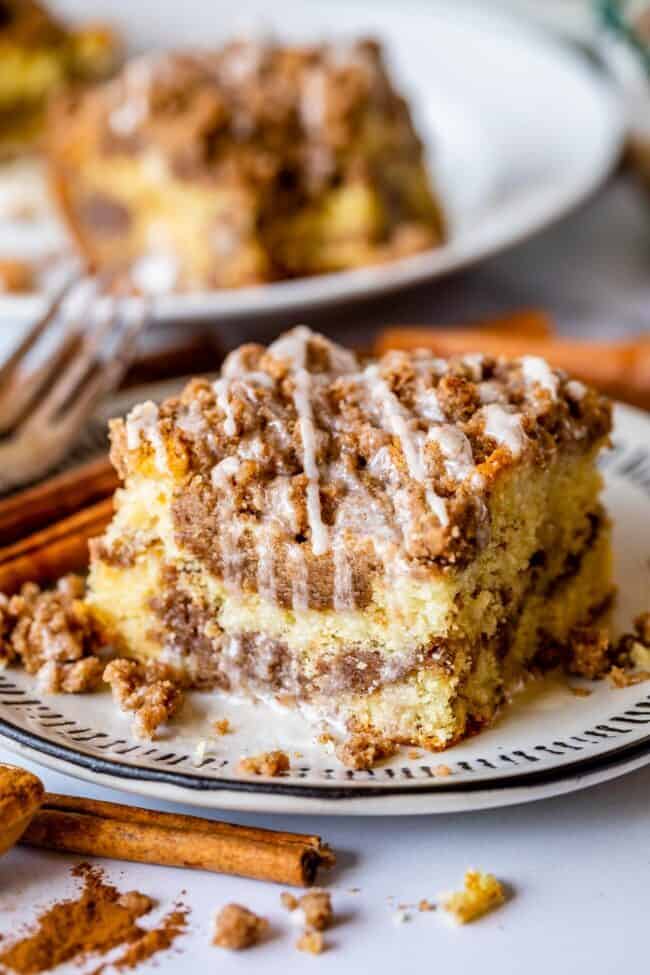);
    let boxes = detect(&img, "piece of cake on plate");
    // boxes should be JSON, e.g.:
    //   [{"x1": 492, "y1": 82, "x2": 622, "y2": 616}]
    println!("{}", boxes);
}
[
  {"x1": 0, "y1": 0, "x2": 120, "y2": 158},
  {"x1": 87, "y1": 327, "x2": 613, "y2": 750},
  {"x1": 47, "y1": 38, "x2": 445, "y2": 291}
]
